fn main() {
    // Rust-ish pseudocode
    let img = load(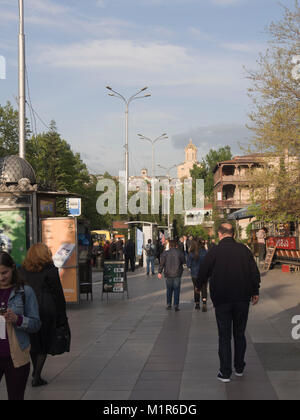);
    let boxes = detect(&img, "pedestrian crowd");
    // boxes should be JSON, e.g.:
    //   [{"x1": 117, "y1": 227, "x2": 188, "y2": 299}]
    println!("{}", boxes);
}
[{"x1": 0, "y1": 223, "x2": 263, "y2": 400}]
